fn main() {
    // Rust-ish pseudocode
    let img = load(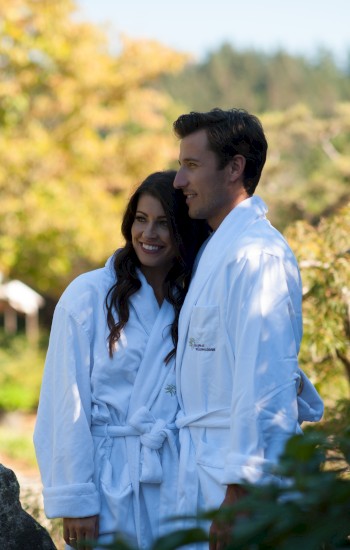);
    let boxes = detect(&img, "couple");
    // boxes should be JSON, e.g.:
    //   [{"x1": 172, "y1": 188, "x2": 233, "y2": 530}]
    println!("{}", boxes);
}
[{"x1": 34, "y1": 108, "x2": 324, "y2": 550}]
